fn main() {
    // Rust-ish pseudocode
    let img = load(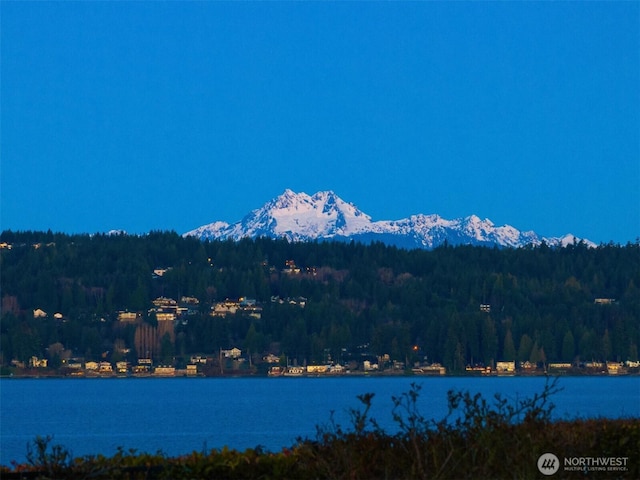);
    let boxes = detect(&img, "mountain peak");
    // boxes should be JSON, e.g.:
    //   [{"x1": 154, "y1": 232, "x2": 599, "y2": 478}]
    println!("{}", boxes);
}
[
  {"x1": 270, "y1": 189, "x2": 303, "y2": 208},
  {"x1": 184, "y1": 190, "x2": 594, "y2": 249}
]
